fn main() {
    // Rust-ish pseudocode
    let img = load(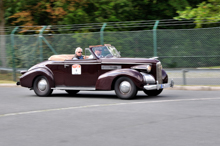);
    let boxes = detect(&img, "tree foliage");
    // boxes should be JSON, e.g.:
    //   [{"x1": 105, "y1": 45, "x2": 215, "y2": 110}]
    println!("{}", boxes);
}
[
  {"x1": 9, "y1": 0, "x2": 73, "y2": 26},
  {"x1": 175, "y1": 0, "x2": 220, "y2": 27},
  {"x1": 2, "y1": 0, "x2": 205, "y2": 27}
]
